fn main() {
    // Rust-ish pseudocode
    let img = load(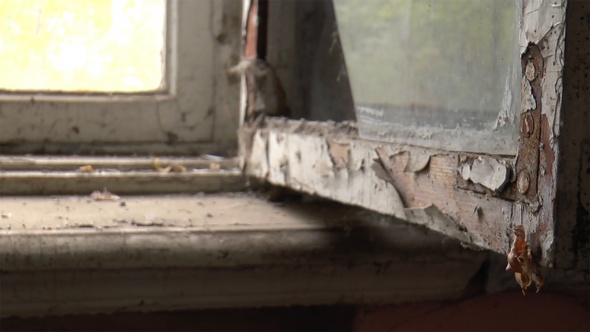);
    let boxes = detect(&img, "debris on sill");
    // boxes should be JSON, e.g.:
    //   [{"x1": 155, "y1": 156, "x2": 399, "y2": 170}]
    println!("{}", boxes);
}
[
  {"x1": 90, "y1": 188, "x2": 121, "y2": 201},
  {"x1": 78, "y1": 165, "x2": 95, "y2": 173},
  {"x1": 152, "y1": 158, "x2": 187, "y2": 173},
  {"x1": 114, "y1": 219, "x2": 166, "y2": 227}
]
